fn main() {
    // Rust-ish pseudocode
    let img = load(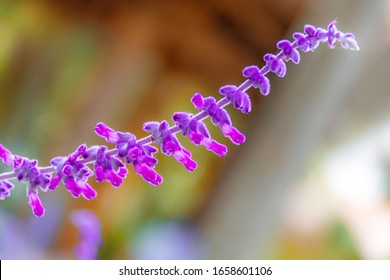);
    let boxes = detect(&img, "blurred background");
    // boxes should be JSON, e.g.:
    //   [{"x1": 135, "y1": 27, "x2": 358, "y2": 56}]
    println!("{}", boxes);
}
[{"x1": 0, "y1": 0, "x2": 389, "y2": 259}]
